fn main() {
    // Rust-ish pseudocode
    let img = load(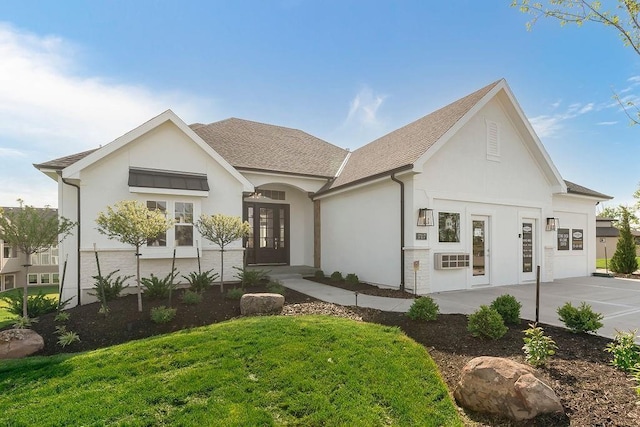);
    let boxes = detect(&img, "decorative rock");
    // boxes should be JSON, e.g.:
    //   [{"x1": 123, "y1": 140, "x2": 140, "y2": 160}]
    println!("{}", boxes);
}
[
  {"x1": 453, "y1": 356, "x2": 563, "y2": 421},
  {"x1": 240, "y1": 293, "x2": 285, "y2": 315},
  {"x1": 0, "y1": 328, "x2": 45, "y2": 359}
]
